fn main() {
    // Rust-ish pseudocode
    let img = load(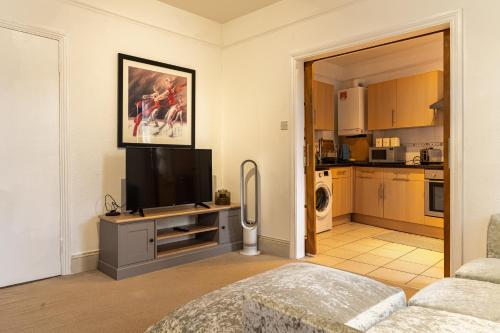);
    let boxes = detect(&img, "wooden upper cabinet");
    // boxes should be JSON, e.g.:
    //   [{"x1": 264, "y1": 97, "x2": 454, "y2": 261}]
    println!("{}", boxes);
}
[
  {"x1": 367, "y1": 80, "x2": 397, "y2": 130},
  {"x1": 367, "y1": 71, "x2": 443, "y2": 130},
  {"x1": 312, "y1": 80, "x2": 335, "y2": 130},
  {"x1": 396, "y1": 71, "x2": 443, "y2": 128}
]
